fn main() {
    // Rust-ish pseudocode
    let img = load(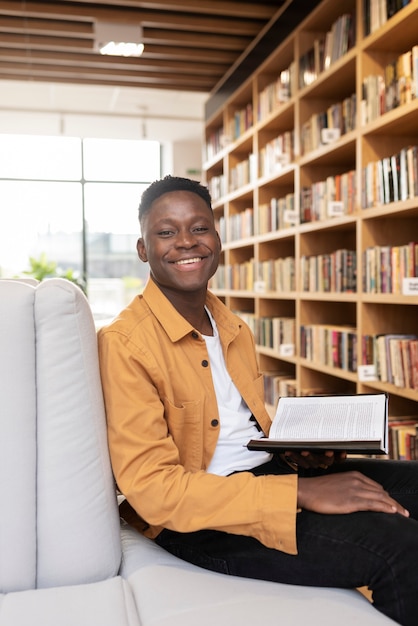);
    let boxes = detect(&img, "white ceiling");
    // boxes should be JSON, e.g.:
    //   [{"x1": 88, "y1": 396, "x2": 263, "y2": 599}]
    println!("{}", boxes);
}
[{"x1": 0, "y1": 79, "x2": 209, "y2": 142}]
